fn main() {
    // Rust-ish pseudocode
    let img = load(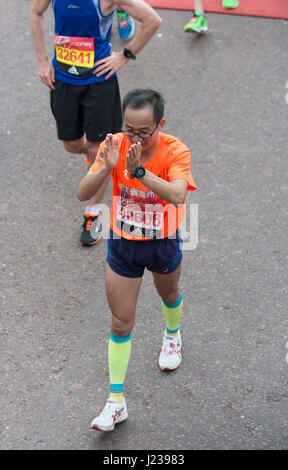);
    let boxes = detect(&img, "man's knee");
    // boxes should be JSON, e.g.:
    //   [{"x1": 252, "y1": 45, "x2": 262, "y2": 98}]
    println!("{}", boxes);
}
[
  {"x1": 63, "y1": 139, "x2": 84, "y2": 154},
  {"x1": 62, "y1": 139, "x2": 100, "y2": 161},
  {"x1": 112, "y1": 316, "x2": 135, "y2": 337},
  {"x1": 160, "y1": 290, "x2": 180, "y2": 306}
]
